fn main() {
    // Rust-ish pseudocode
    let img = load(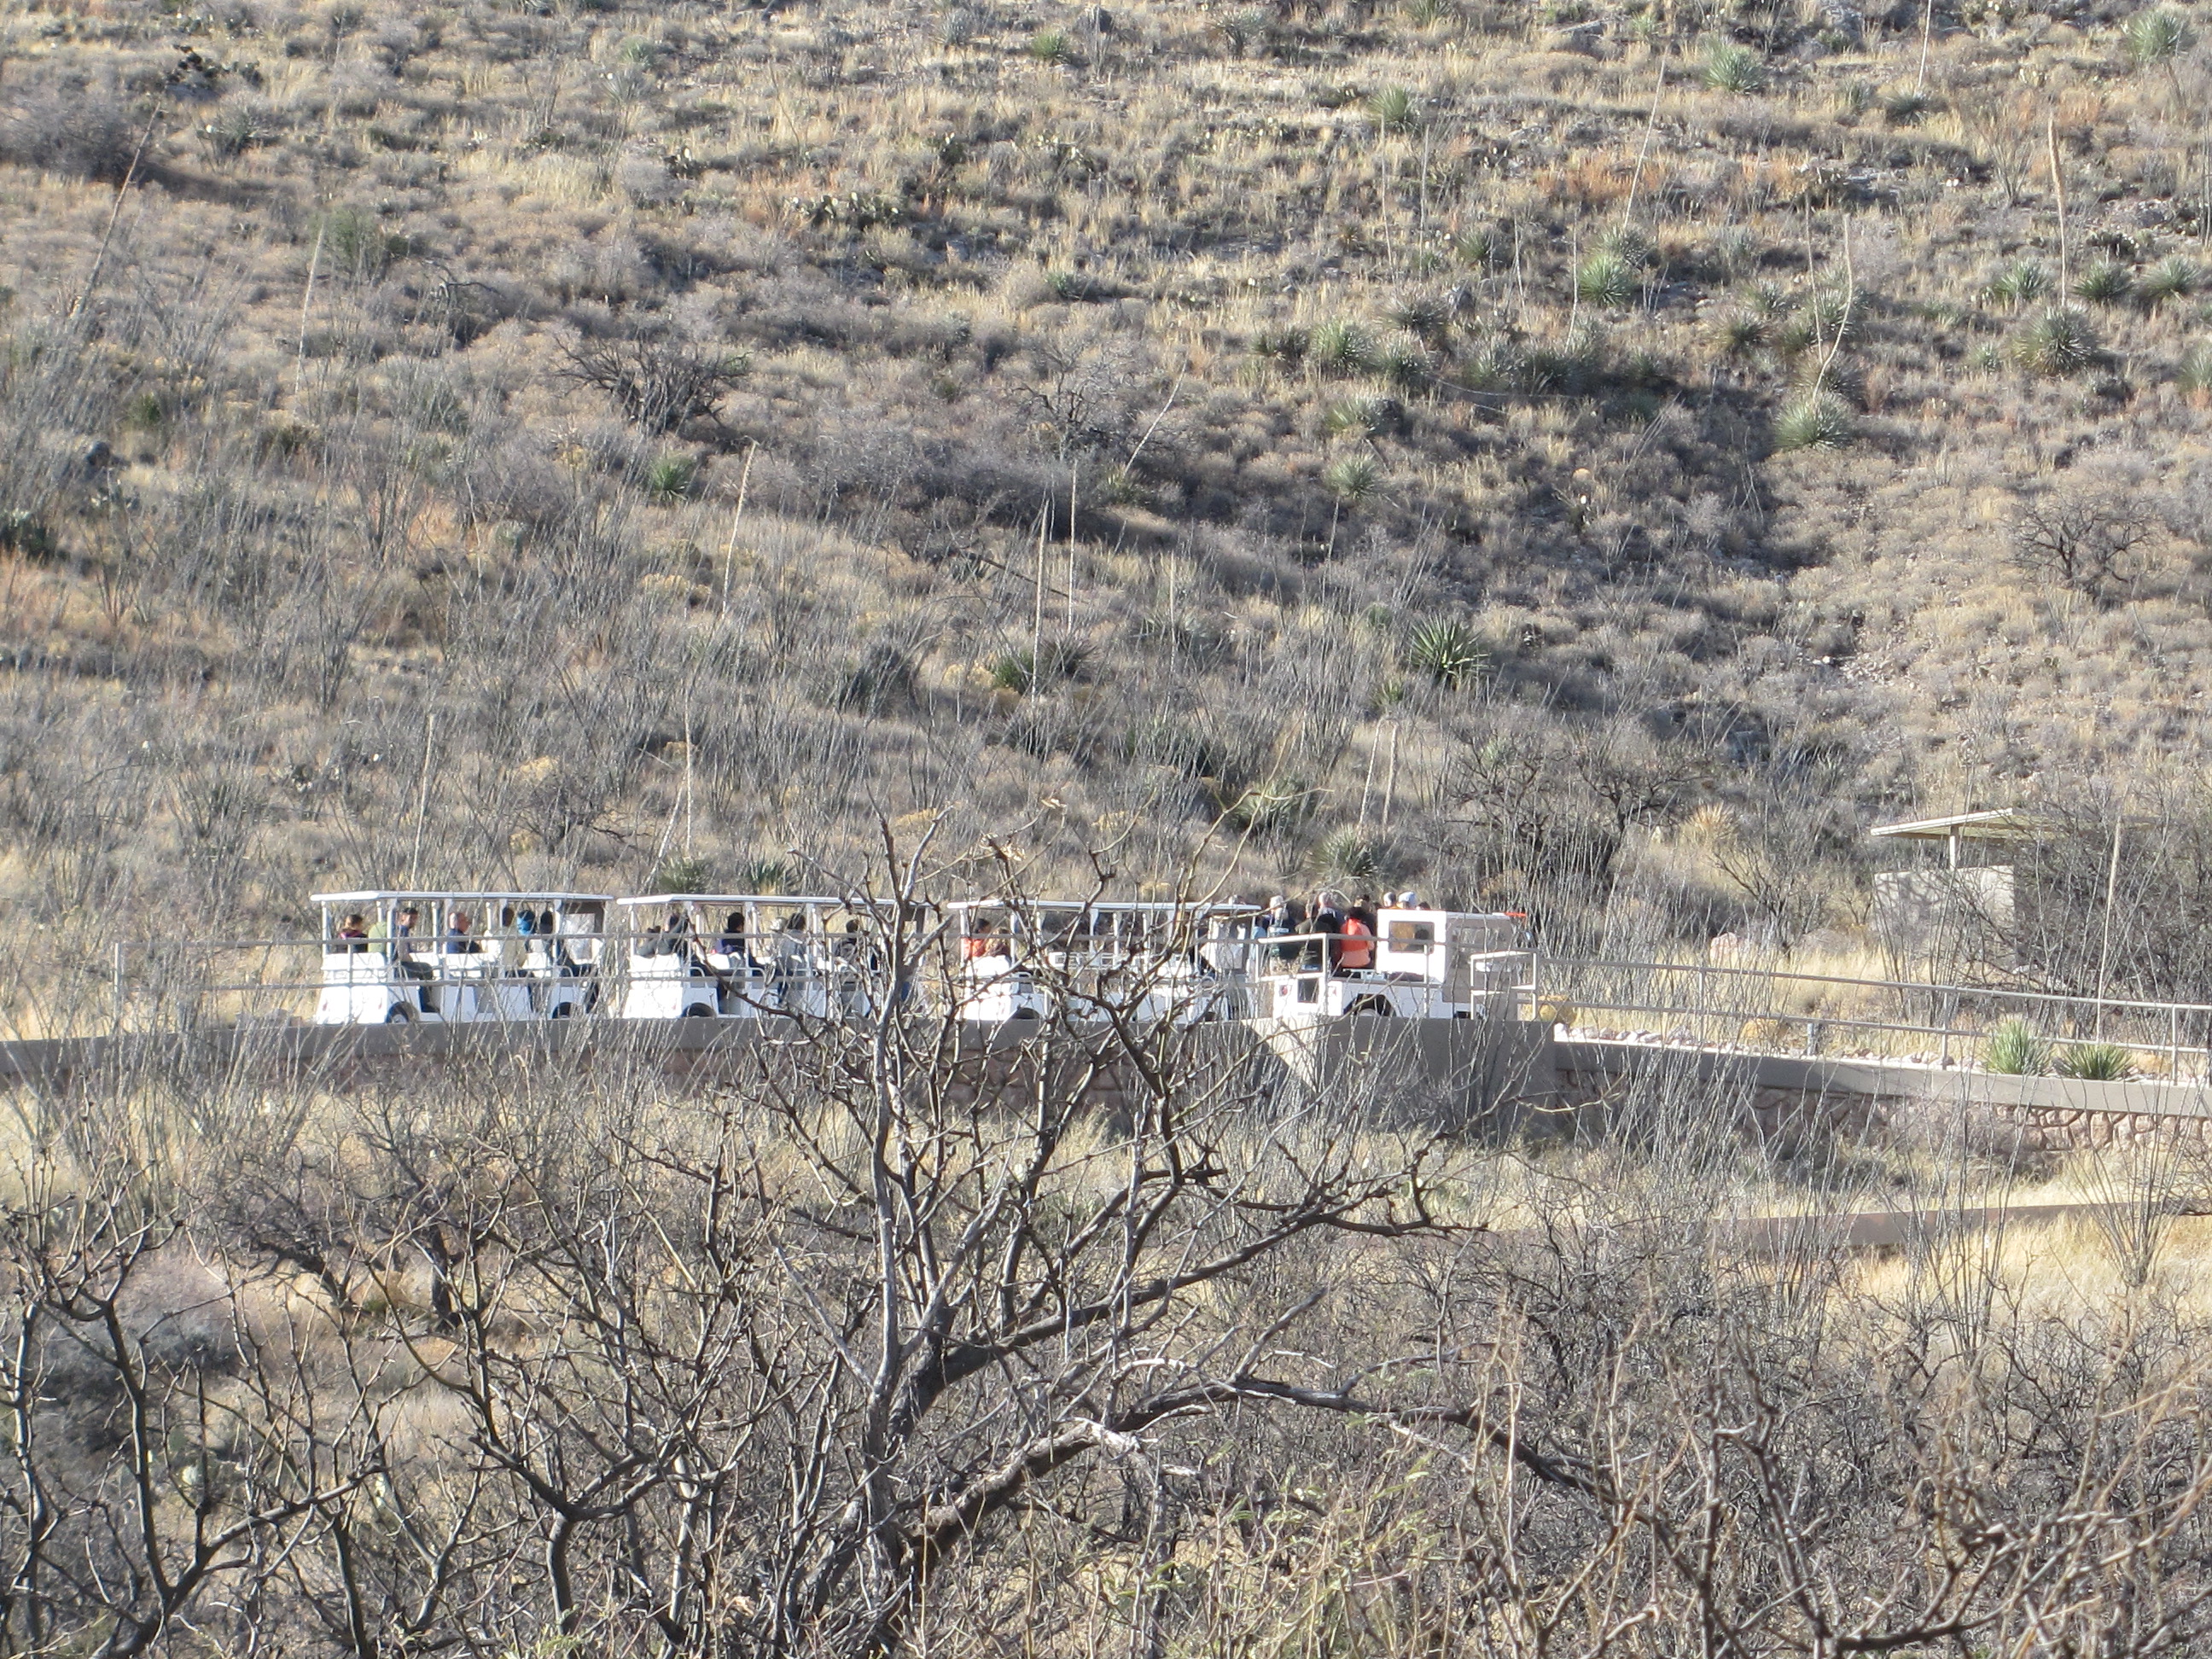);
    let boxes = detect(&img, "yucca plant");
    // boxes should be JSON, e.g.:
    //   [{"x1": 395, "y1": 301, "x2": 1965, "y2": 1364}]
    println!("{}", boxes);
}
[
  {"x1": 1374, "y1": 340, "x2": 1429, "y2": 390},
  {"x1": 653, "y1": 854, "x2": 715, "y2": 894},
  {"x1": 1323, "y1": 453, "x2": 1380, "y2": 504},
  {"x1": 1983, "y1": 1017, "x2": 2052, "y2": 1076},
  {"x1": 737, "y1": 855, "x2": 790, "y2": 894},
  {"x1": 1772, "y1": 392, "x2": 1854, "y2": 451},
  {"x1": 1308, "y1": 318, "x2": 1373, "y2": 375},
  {"x1": 1388, "y1": 294, "x2": 1452, "y2": 344},
  {"x1": 1710, "y1": 311, "x2": 1770, "y2": 358},
  {"x1": 2054, "y1": 1040, "x2": 2138, "y2": 1080},
  {"x1": 645, "y1": 453, "x2": 696, "y2": 501},
  {"x1": 1575, "y1": 250, "x2": 1636, "y2": 307},
  {"x1": 2073, "y1": 260, "x2": 2132, "y2": 305},
  {"x1": 992, "y1": 637, "x2": 1090, "y2": 694},
  {"x1": 1322, "y1": 396, "x2": 1390, "y2": 439},
  {"x1": 1370, "y1": 86, "x2": 1420, "y2": 136},
  {"x1": 1314, "y1": 826, "x2": 1388, "y2": 882},
  {"x1": 1985, "y1": 259, "x2": 2051, "y2": 309},
  {"x1": 2123, "y1": 8, "x2": 2191, "y2": 71},
  {"x1": 1452, "y1": 227, "x2": 1495, "y2": 269},
  {"x1": 1594, "y1": 225, "x2": 1656, "y2": 270},
  {"x1": 1406, "y1": 617, "x2": 1487, "y2": 689},
  {"x1": 2179, "y1": 342, "x2": 2212, "y2": 405},
  {"x1": 1879, "y1": 88, "x2": 1934, "y2": 125},
  {"x1": 1803, "y1": 284, "x2": 1856, "y2": 342},
  {"x1": 1732, "y1": 281, "x2": 1781, "y2": 317},
  {"x1": 2012, "y1": 306, "x2": 2099, "y2": 376},
  {"x1": 1703, "y1": 40, "x2": 1764, "y2": 94},
  {"x1": 1027, "y1": 28, "x2": 1071, "y2": 63},
  {"x1": 2139, "y1": 254, "x2": 2202, "y2": 307},
  {"x1": 1220, "y1": 776, "x2": 1313, "y2": 840}
]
